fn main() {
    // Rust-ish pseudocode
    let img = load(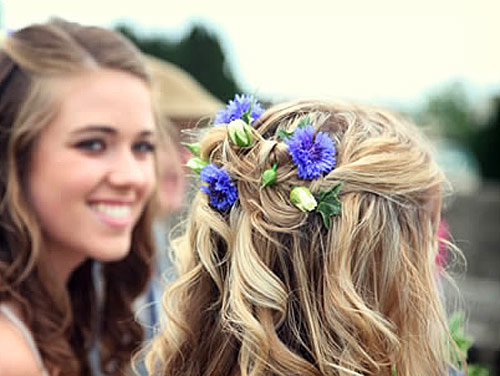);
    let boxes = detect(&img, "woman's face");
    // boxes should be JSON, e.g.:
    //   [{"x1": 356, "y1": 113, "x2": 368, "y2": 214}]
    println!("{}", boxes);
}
[{"x1": 27, "y1": 69, "x2": 156, "y2": 278}]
